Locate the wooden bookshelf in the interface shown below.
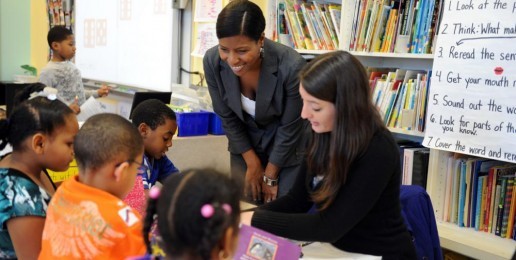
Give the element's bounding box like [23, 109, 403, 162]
[437, 222, 516, 260]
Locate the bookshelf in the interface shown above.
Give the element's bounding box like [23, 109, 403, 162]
[427, 149, 516, 259]
[268, 0, 516, 258]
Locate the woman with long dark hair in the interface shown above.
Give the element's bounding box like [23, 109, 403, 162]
[241, 51, 417, 259]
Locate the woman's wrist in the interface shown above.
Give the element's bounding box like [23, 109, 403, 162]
[262, 175, 278, 186]
[264, 163, 280, 180]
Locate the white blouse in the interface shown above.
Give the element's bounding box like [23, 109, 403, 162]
[241, 93, 256, 118]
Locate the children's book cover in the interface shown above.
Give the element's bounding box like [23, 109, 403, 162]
[234, 224, 301, 260]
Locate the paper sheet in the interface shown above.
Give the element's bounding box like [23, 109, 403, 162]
[194, 0, 222, 22]
[191, 23, 218, 58]
[77, 96, 106, 122]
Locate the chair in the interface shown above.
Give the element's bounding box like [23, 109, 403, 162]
[400, 185, 443, 260]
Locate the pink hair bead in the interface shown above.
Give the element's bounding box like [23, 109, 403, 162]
[201, 204, 215, 218]
[149, 186, 161, 199]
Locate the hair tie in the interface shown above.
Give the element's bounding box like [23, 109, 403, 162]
[28, 87, 58, 101]
[149, 186, 161, 199]
[222, 203, 232, 214]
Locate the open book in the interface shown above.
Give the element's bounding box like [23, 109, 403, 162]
[234, 224, 300, 260]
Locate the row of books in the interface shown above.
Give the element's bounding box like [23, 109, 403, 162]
[269, 0, 342, 50]
[440, 154, 516, 240]
[369, 68, 430, 133]
[348, 0, 443, 54]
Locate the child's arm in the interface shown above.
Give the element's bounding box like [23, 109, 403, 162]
[97, 85, 110, 97]
[85, 85, 110, 99]
[6, 216, 46, 259]
[156, 157, 179, 183]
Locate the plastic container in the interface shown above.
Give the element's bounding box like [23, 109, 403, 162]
[176, 111, 210, 137]
[207, 112, 225, 135]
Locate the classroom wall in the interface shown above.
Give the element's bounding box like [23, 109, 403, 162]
[0, 0, 48, 82]
[0, 0, 31, 81]
[30, 0, 49, 73]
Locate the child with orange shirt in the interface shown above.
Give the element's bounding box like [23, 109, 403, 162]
[39, 113, 146, 259]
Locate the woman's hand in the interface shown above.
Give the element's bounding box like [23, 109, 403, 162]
[242, 149, 263, 202]
[245, 165, 263, 202]
[262, 163, 280, 203]
[262, 184, 278, 203]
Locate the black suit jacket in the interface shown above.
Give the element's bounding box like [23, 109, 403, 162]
[203, 39, 307, 167]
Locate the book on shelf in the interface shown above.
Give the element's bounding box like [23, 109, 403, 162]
[506, 178, 516, 238]
[234, 224, 301, 260]
[277, 1, 296, 48]
[501, 176, 515, 237]
[402, 147, 429, 189]
[313, 2, 339, 48]
[328, 4, 341, 39]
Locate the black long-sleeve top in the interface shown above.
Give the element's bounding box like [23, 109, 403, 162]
[251, 129, 417, 259]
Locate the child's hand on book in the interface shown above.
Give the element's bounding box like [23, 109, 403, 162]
[70, 97, 80, 114]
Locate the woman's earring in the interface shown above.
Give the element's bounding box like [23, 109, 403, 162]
[260, 46, 264, 58]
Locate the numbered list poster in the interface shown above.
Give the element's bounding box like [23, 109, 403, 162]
[424, 0, 516, 163]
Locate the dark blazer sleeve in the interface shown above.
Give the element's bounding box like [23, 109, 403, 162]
[203, 46, 253, 154]
[267, 48, 306, 166]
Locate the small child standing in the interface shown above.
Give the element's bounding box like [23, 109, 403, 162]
[140, 169, 241, 259]
[39, 113, 146, 259]
[124, 99, 179, 215]
[0, 96, 78, 259]
[39, 25, 109, 113]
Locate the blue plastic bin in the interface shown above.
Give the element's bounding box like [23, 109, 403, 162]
[176, 112, 210, 137]
[201, 111, 225, 135]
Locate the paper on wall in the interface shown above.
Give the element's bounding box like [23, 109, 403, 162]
[191, 23, 218, 58]
[194, 0, 222, 22]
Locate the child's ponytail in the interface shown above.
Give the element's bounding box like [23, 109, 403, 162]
[199, 203, 233, 260]
[143, 186, 161, 254]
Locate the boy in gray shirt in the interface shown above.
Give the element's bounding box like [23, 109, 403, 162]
[39, 26, 109, 113]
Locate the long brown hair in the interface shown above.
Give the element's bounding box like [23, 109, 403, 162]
[300, 51, 386, 210]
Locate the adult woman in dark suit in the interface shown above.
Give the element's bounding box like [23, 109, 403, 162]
[203, 0, 307, 203]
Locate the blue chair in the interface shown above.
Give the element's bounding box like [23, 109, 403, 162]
[400, 185, 443, 260]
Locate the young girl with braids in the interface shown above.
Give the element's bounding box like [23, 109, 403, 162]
[140, 169, 241, 260]
[0, 93, 78, 259]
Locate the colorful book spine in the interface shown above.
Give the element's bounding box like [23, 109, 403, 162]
[506, 179, 516, 238]
[501, 177, 514, 237]
[495, 178, 507, 236]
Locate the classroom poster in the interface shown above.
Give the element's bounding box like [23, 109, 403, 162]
[194, 0, 223, 22]
[424, 0, 516, 163]
[191, 23, 218, 57]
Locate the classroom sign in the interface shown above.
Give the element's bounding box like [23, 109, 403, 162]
[424, 0, 516, 163]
